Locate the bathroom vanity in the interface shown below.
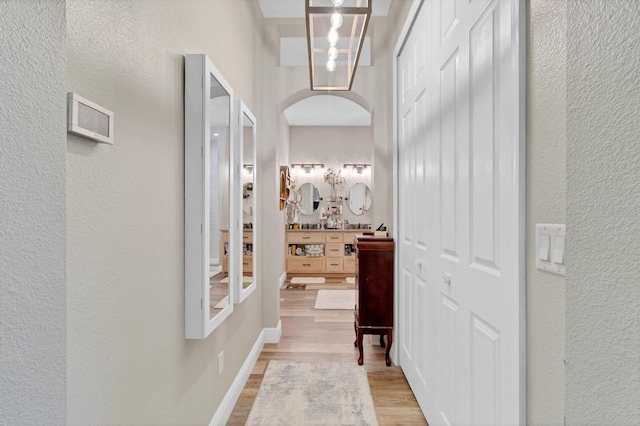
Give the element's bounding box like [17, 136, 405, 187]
[221, 230, 253, 274]
[286, 230, 363, 274]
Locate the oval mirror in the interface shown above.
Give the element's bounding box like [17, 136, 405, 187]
[348, 183, 372, 215]
[242, 182, 253, 215]
[298, 182, 320, 215]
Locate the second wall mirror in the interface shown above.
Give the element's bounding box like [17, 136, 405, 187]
[237, 100, 257, 303]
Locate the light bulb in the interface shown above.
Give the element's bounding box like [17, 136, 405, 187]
[332, 0, 344, 6]
[328, 46, 338, 61]
[330, 12, 343, 29]
[326, 59, 336, 72]
[328, 28, 339, 46]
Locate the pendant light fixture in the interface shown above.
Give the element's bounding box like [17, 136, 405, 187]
[305, 0, 371, 91]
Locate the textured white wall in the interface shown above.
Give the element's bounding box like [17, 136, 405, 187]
[566, 1, 640, 424]
[0, 1, 67, 423]
[66, 1, 263, 424]
[526, 1, 567, 424]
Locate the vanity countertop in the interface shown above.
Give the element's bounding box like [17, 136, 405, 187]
[286, 228, 370, 232]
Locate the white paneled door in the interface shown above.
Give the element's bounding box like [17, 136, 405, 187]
[395, 0, 525, 425]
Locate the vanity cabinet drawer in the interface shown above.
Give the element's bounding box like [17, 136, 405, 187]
[325, 243, 343, 257]
[343, 232, 360, 244]
[242, 258, 253, 272]
[287, 257, 324, 273]
[223, 231, 252, 242]
[288, 232, 325, 244]
[343, 256, 356, 273]
[326, 233, 344, 243]
[325, 258, 343, 272]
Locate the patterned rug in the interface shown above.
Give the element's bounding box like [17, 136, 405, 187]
[246, 360, 378, 425]
[314, 289, 355, 310]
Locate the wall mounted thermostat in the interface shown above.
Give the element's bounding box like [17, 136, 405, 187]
[67, 92, 114, 144]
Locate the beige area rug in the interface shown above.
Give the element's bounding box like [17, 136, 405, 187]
[246, 360, 378, 426]
[314, 289, 356, 310]
[291, 276, 325, 284]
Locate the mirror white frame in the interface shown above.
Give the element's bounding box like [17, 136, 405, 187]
[235, 100, 257, 303]
[184, 54, 237, 339]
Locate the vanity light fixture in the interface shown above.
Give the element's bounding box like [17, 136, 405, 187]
[343, 163, 371, 174]
[305, 0, 371, 91]
[291, 163, 325, 174]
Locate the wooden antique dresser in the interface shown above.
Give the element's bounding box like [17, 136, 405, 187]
[354, 235, 394, 366]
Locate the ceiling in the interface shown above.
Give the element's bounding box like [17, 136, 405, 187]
[258, 0, 392, 126]
[257, 0, 392, 19]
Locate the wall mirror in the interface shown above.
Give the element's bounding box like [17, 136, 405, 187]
[236, 101, 257, 303]
[184, 54, 235, 339]
[242, 183, 253, 215]
[298, 182, 320, 215]
[348, 182, 372, 215]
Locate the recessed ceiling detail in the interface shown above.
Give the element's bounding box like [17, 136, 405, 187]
[284, 95, 371, 126]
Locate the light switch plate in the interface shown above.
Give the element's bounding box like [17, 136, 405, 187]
[535, 223, 566, 276]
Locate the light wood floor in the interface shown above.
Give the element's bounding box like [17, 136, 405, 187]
[227, 277, 428, 425]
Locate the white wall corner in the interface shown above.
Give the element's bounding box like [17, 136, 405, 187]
[209, 331, 265, 426]
[279, 271, 287, 288]
[264, 319, 282, 344]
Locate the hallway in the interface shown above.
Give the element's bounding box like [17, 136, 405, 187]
[227, 277, 428, 425]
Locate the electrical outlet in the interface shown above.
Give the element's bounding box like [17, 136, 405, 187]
[218, 351, 224, 376]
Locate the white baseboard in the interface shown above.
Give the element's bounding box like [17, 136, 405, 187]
[209, 331, 265, 426]
[264, 319, 282, 344]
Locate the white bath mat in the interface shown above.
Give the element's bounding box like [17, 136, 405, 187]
[314, 290, 355, 310]
[291, 277, 325, 284]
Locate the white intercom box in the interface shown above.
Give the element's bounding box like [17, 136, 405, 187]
[67, 92, 114, 144]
